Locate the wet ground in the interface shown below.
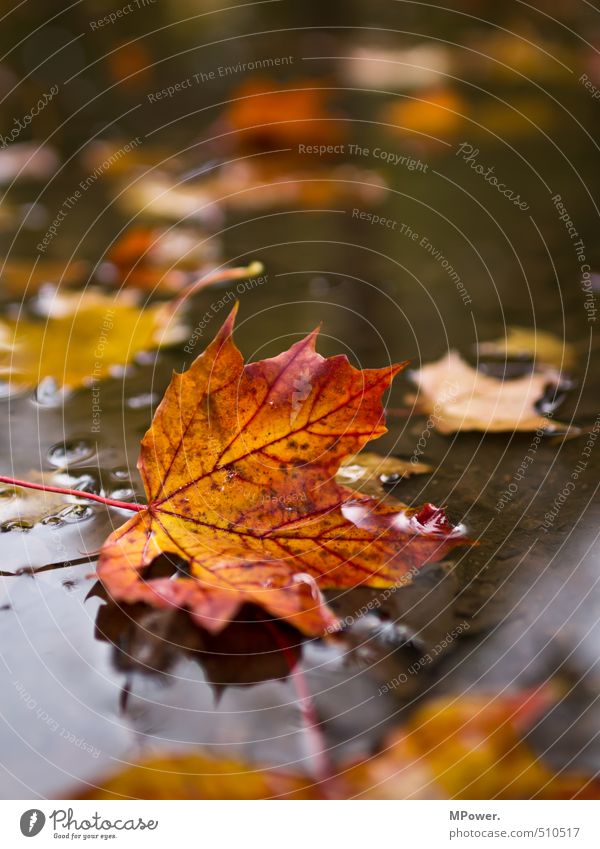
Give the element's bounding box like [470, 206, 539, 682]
[0, 2, 599, 798]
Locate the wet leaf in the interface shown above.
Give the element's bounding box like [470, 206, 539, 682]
[341, 44, 451, 90]
[0, 259, 89, 296]
[382, 88, 466, 140]
[119, 161, 386, 220]
[102, 226, 220, 292]
[97, 307, 466, 637]
[77, 689, 600, 799]
[355, 690, 600, 799]
[221, 77, 345, 152]
[78, 752, 317, 800]
[409, 350, 572, 433]
[0, 288, 186, 393]
[0, 142, 58, 183]
[337, 451, 431, 497]
[477, 327, 576, 369]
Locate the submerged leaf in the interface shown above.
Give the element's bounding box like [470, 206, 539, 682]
[477, 327, 576, 369]
[0, 259, 89, 296]
[355, 690, 600, 799]
[409, 350, 572, 433]
[337, 451, 431, 497]
[97, 307, 466, 637]
[222, 77, 345, 152]
[103, 226, 220, 292]
[78, 689, 600, 800]
[0, 288, 186, 393]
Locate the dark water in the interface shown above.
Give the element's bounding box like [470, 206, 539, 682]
[0, 1, 599, 797]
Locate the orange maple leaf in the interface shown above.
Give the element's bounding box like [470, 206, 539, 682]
[97, 306, 466, 636]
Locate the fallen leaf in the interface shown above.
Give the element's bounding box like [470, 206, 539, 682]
[118, 172, 225, 225]
[382, 88, 466, 141]
[357, 689, 600, 799]
[97, 306, 466, 637]
[341, 44, 452, 90]
[81, 140, 175, 178]
[337, 451, 431, 497]
[0, 259, 89, 296]
[102, 226, 220, 292]
[0, 142, 58, 183]
[0, 288, 186, 393]
[119, 162, 386, 220]
[77, 688, 600, 800]
[409, 350, 571, 433]
[477, 327, 576, 369]
[221, 77, 345, 152]
[77, 752, 317, 800]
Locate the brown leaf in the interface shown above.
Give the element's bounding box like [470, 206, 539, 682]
[409, 350, 572, 433]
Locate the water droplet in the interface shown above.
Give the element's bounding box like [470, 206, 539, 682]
[47, 439, 95, 467]
[380, 472, 402, 486]
[108, 363, 133, 379]
[1, 519, 33, 533]
[41, 515, 64, 527]
[127, 392, 158, 410]
[135, 350, 158, 366]
[57, 504, 93, 523]
[110, 487, 135, 501]
[337, 464, 366, 484]
[34, 377, 68, 406]
[71, 473, 102, 494]
[0, 381, 16, 399]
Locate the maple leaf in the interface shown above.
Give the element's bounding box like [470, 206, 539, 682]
[0, 288, 186, 394]
[97, 306, 466, 637]
[409, 350, 573, 434]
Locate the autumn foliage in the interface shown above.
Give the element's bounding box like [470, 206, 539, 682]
[97, 305, 466, 636]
